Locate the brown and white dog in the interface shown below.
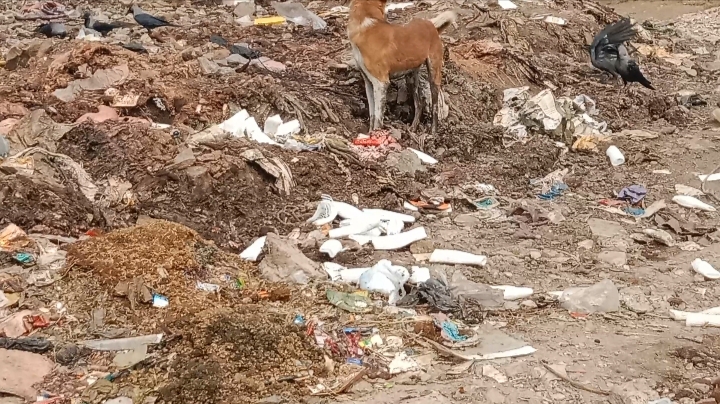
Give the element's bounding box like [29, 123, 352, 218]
[347, 0, 457, 134]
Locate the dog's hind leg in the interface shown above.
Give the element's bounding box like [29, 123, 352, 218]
[359, 71, 376, 130]
[371, 79, 389, 131]
[409, 69, 423, 131]
[425, 58, 441, 135]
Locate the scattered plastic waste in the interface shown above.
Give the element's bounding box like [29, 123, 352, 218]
[14, 252, 34, 264]
[362, 209, 416, 223]
[699, 172, 720, 182]
[498, 0, 517, 9]
[307, 195, 339, 226]
[686, 313, 720, 327]
[643, 228, 674, 246]
[264, 114, 283, 136]
[675, 184, 704, 196]
[379, 219, 405, 235]
[672, 195, 716, 212]
[618, 184, 647, 204]
[152, 294, 169, 308]
[80, 334, 163, 351]
[271, 1, 327, 30]
[648, 399, 672, 404]
[670, 306, 720, 321]
[473, 196, 500, 210]
[319, 239, 344, 258]
[196, 281, 221, 292]
[385, 2, 414, 11]
[624, 206, 645, 216]
[434, 315, 467, 342]
[606, 145, 625, 166]
[407, 148, 438, 164]
[403, 201, 419, 211]
[429, 249, 487, 266]
[329, 218, 380, 239]
[388, 352, 419, 374]
[537, 183, 567, 200]
[326, 289, 372, 313]
[359, 260, 410, 305]
[691, 258, 720, 280]
[0, 337, 52, 353]
[254, 15, 286, 25]
[409, 266, 430, 284]
[544, 16, 566, 25]
[240, 236, 266, 261]
[557, 279, 619, 314]
[371, 226, 427, 250]
[490, 285, 534, 300]
[293, 314, 305, 325]
[323, 262, 370, 285]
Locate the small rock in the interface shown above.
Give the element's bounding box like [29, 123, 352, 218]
[56, 344, 82, 365]
[454, 213, 481, 227]
[198, 57, 219, 75]
[620, 286, 652, 314]
[529, 250, 542, 260]
[577, 239, 594, 250]
[659, 125, 677, 134]
[504, 301, 520, 311]
[692, 383, 711, 394]
[597, 250, 627, 267]
[233, 0, 255, 17]
[252, 58, 286, 73]
[520, 299, 537, 309]
[185, 166, 208, 180]
[713, 108, 720, 124]
[485, 388, 506, 403]
[218, 66, 235, 75]
[386, 149, 425, 176]
[560, 279, 619, 314]
[181, 47, 198, 61]
[258, 396, 285, 404]
[588, 218, 626, 238]
[389, 128, 402, 140]
[409, 239, 434, 254]
[171, 147, 196, 169]
[226, 53, 249, 67]
[139, 33, 153, 44]
[208, 48, 231, 60]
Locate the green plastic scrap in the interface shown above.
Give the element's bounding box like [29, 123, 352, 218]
[326, 289, 373, 313]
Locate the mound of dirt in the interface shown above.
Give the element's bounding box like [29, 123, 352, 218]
[0, 174, 103, 235]
[158, 307, 325, 403]
[67, 220, 212, 285]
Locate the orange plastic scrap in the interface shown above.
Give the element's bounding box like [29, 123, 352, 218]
[352, 129, 398, 147]
[0, 224, 32, 252]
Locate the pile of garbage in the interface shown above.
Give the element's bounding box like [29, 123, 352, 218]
[493, 87, 611, 149]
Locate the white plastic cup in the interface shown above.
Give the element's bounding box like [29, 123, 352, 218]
[606, 145, 625, 166]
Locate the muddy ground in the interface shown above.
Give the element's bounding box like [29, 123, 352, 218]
[1, 0, 720, 403]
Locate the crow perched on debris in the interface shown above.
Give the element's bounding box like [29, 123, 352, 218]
[128, 4, 177, 30]
[35, 22, 67, 38]
[589, 17, 654, 90]
[83, 12, 133, 36]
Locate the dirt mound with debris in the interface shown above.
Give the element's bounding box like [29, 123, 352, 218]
[0, 174, 102, 235]
[157, 307, 325, 403]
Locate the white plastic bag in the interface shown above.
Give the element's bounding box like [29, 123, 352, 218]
[359, 260, 410, 305]
[429, 249, 487, 266]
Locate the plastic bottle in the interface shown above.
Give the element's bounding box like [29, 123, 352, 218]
[606, 145, 625, 166]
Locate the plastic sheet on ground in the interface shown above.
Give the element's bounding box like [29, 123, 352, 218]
[493, 87, 610, 148]
[5, 109, 74, 154]
[53, 64, 130, 103]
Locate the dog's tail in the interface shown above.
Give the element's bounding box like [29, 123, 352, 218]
[430, 10, 458, 33]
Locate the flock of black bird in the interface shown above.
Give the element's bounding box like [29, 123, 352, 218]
[35, 4, 176, 38]
[34, 8, 654, 91]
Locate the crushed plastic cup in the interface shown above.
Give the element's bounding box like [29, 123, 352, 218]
[429, 249, 487, 266]
[319, 239, 343, 258]
[691, 258, 720, 280]
[409, 266, 430, 284]
[673, 195, 716, 212]
[606, 145, 625, 166]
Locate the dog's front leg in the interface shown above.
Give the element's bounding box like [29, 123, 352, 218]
[372, 81, 389, 131]
[360, 72, 375, 130]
